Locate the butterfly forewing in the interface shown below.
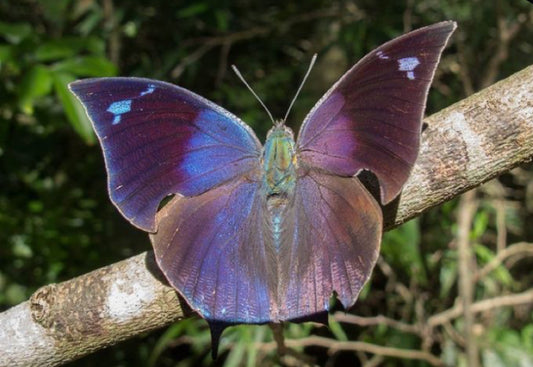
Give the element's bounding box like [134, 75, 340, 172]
[69, 78, 262, 232]
[297, 21, 456, 204]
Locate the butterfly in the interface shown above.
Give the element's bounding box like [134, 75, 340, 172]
[69, 21, 455, 355]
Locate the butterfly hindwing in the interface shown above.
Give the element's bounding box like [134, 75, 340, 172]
[151, 174, 276, 324]
[151, 167, 382, 325]
[297, 21, 456, 204]
[276, 169, 382, 319]
[69, 78, 262, 232]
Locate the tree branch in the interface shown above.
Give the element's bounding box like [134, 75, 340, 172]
[456, 190, 480, 367]
[427, 288, 533, 328]
[1, 64, 533, 366]
[278, 336, 443, 366]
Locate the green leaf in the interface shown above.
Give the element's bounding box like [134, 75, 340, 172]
[482, 349, 507, 367]
[0, 45, 13, 63]
[382, 219, 426, 283]
[5, 283, 27, 305]
[177, 3, 209, 18]
[224, 336, 246, 367]
[247, 326, 267, 367]
[474, 244, 513, 287]
[18, 64, 53, 114]
[148, 321, 190, 367]
[52, 71, 96, 144]
[328, 317, 348, 341]
[440, 251, 458, 297]
[523, 324, 533, 349]
[471, 211, 489, 239]
[215, 10, 229, 31]
[0, 21, 32, 44]
[52, 56, 117, 77]
[34, 39, 81, 62]
[11, 235, 33, 258]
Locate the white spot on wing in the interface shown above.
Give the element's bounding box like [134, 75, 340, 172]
[140, 84, 156, 96]
[107, 99, 132, 125]
[397, 57, 420, 80]
[377, 51, 389, 60]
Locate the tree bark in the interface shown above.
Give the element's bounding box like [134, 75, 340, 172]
[1, 64, 532, 367]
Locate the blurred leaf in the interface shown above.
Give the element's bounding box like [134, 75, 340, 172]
[35, 39, 81, 61]
[76, 10, 104, 36]
[0, 44, 13, 63]
[177, 3, 209, 18]
[440, 250, 458, 297]
[523, 324, 533, 350]
[215, 10, 229, 31]
[382, 219, 426, 283]
[224, 335, 246, 367]
[52, 56, 117, 76]
[123, 21, 138, 38]
[52, 71, 96, 144]
[11, 235, 33, 258]
[442, 338, 459, 366]
[471, 211, 489, 239]
[5, 283, 27, 304]
[37, 0, 71, 24]
[149, 320, 193, 367]
[483, 327, 533, 367]
[0, 21, 32, 44]
[18, 64, 53, 114]
[474, 244, 514, 287]
[328, 316, 348, 341]
[482, 349, 507, 367]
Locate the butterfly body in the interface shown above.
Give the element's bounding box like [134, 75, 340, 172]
[69, 21, 456, 354]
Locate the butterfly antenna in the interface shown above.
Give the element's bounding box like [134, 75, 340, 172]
[283, 53, 317, 123]
[231, 64, 275, 125]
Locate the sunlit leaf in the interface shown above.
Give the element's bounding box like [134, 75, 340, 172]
[382, 219, 426, 283]
[482, 349, 507, 367]
[51, 56, 117, 77]
[471, 211, 489, 239]
[52, 71, 96, 144]
[0, 21, 32, 44]
[18, 64, 53, 114]
[329, 317, 348, 341]
[474, 244, 513, 287]
[35, 39, 81, 61]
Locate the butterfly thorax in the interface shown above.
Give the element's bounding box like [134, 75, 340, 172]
[262, 123, 297, 199]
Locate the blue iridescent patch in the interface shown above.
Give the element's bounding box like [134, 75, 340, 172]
[107, 99, 132, 125]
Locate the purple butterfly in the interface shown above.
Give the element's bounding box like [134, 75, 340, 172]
[70, 21, 455, 354]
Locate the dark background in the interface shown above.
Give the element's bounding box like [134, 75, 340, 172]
[1, 1, 533, 366]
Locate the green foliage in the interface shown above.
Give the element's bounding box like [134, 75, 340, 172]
[1, 0, 533, 366]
